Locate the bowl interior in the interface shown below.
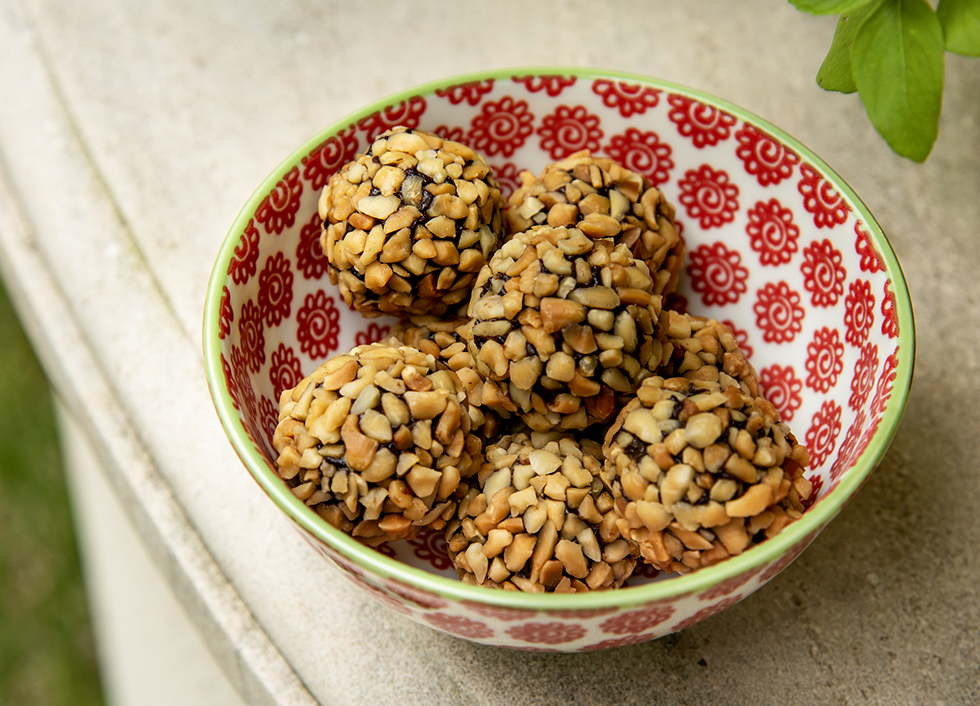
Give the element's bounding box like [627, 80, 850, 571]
[203, 68, 914, 644]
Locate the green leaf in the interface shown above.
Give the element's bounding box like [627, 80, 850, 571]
[937, 0, 980, 56]
[790, 0, 874, 16]
[852, 0, 945, 161]
[817, 3, 881, 93]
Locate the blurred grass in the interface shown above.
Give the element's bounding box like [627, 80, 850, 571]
[0, 275, 103, 706]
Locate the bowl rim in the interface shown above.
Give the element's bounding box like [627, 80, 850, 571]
[203, 66, 915, 611]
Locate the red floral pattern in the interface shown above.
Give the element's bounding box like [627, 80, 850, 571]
[855, 221, 886, 273]
[870, 350, 899, 418]
[296, 291, 340, 359]
[255, 167, 303, 236]
[699, 565, 765, 602]
[803, 475, 824, 509]
[805, 400, 842, 469]
[435, 79, 494, 105]
[843, 279, 875, 347]
[269, 343, 303, 400]
[354, 323, 391, 347]
[221, 354, 237, 411]
[798, 163, 849, 229]
[425, 613, 494, 639]
[598, 605, 675, 635]
[230, 345, 257, 421]
[881, 279, 900, 339]
[735, 123, 800, 186]
[357, 96, 427, 141]
[257, 252, 293, 328]
[296, 212, 329, 280]
[721, 319, 753, 360]
[359, 582, 413, 617]
[856, 415, 882, 462]
[407, 529, 452, 571]
[667, 94, 737, 148]
[301, 125, 359, 190]
[671, 595, 743, 632]
[506, 621, 587, 645]
[830, 410, 865, 481]
[237, 300, 266, 373]
[384, 580, 448, 610]
[759, 364, 803, 422]
[603, 128, 674, 187]
[805, 327, 844, 393]
[754, 282, 805, 344]
[375, 543, 397, 559]
[228, 219, 260, 285]
[592, 80, 661, 117]
[537, 105, 604, 161]
[546, 608, 617, 620]
[489, 161, 522, 203]
[218, 286, 233, 339]
[511, 74, 576, 97]
[433, 125, 467, 143]
[800, 239, 846, 307]
[687, 241, 750, 306]
[462, 602, 537, 622]
[467, 96, 535, 158]
[849, 342, 879, 412]
[758, 529, 819, 582]
[256, 395, 278, 453]
[677, 165, 740, 229]
[746, 199, 799, 266]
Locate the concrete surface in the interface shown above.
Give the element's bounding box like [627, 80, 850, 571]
[1, 0, 978, 704]
[58, 403, 247, 706]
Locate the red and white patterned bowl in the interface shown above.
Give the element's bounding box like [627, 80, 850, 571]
[203, 68, 914, 651]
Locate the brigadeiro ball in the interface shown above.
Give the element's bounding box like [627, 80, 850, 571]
[272, 343, 481, 546]
[389, 314, 511, 441]
[658, 311, 762, 397]
[463, 224, 668, 432]
[506, 151, 685, 296]
[602, 375, 812, 575]
[318, 126, 505, 317]
[445, 431, 638, 592]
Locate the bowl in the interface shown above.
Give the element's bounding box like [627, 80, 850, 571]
[203, 67, 914, 651]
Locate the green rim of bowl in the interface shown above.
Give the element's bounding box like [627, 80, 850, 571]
[204, 66, 915, 611]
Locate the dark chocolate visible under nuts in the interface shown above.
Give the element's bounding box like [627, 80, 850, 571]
[445, 431, 638, 592]
[506, 150, 686, 297]
[319, 127, 504, 318]
[272, 343, 480, 546]
[601, 375, 812, 575]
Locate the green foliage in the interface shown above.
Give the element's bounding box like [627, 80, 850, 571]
[791, 0, 877, 16]
[853, 0, 945, 162]
[816, 4, 879, 93]
[0, 278, 103, 706]
[937, 0, 980, 56]
[793, 0, 980, 162]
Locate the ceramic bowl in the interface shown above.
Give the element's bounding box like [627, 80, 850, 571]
[203, 67, 914, 652]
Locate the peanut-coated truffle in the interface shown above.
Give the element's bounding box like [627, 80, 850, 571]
[464, 224, 668, 431]
[506, 151, 685, 296]
[273, 343, 480, 546]
[319, 126, 504, 318]
[602, 375, 812, 575]
[445, 431, 637, 592]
